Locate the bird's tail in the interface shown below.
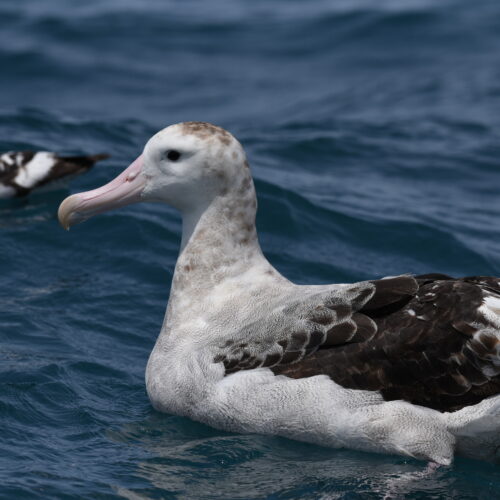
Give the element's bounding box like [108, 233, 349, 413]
[59, 153, 110, 165]
[444, 395, 500, 462]
[86, 153, 111, 162]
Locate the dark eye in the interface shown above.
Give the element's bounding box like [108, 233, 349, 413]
[166, 150, 181, 161]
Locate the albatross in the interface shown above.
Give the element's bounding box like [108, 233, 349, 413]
[58, 122, 500, 464]
[0, 151, 109, 199]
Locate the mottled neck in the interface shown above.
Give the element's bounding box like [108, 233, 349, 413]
[174, 173, 265, 290]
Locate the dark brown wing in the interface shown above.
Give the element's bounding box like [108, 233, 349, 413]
[214, 276, 414, 373]
[46, 153, 110, 186]
[214, 279, 378, 374]
[272, 275, 500, 412]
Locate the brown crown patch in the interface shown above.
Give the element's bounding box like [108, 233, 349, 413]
[180, 121, 233, 146]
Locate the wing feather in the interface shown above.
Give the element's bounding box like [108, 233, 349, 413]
[214, 274, 499, 411]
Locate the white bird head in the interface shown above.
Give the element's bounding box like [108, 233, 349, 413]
[58, 122, 250, 229]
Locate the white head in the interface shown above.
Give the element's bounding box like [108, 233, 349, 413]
[58, 122, 252, 228]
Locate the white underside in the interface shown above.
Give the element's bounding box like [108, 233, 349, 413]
[146, 342, 500, 465]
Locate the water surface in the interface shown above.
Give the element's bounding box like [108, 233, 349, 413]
[1, 1, 500, 498]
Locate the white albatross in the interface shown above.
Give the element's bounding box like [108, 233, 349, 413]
[58, 122, 500, 464]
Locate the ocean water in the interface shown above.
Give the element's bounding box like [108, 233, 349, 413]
[1, 0, 500, 498]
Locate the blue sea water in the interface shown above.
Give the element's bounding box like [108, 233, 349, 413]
[1, 0, 500, 497]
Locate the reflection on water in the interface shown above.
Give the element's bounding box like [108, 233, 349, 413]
[0, 191, 64, 228]
[107, 413, 499, 499]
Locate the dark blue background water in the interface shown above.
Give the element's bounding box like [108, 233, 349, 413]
[1, 0, 500, 498]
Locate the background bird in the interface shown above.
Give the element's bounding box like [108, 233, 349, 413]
[0, 151, 109, 199]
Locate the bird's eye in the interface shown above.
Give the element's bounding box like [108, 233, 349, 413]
[166, 150, 181, 161]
